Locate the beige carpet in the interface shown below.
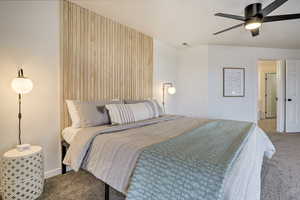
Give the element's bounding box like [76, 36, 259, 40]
[37, 170, 125, 200]
[260, 119, 300, 200]
[2, 119, 300, 200]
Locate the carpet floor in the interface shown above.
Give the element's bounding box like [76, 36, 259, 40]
[2, 119, 300, 200]
[260, 119, 300, 200]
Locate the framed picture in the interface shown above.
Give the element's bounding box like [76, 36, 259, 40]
[223, 68, 245, 97]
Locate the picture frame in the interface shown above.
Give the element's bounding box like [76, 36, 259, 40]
[223, 68, 245, 97]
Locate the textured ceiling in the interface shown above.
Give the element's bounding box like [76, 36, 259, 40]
[70, 0, 300, 49]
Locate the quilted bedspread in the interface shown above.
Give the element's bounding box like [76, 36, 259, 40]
[126, 120, 255, 200]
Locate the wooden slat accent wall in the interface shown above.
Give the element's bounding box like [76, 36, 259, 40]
[62, 0, 153, 128]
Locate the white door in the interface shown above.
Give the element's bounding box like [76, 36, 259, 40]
[286, 60, 300, 132]
[265, 73, 277, 118]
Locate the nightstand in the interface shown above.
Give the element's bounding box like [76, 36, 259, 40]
[1, 146, 44, 200]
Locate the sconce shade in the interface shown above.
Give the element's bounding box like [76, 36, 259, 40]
[167, 86, 176, 95]
[11, 77, 33, 94]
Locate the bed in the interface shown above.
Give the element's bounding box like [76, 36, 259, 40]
[62, 114, 275, 200]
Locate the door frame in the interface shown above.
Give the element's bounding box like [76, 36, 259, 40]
[276, 60, 286, 132]
[256, 59, 286, 132]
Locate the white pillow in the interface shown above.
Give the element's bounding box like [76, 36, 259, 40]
[66, 100, 123, 128]
[66, 100, 81, 128]
[105, 101, 160, 125]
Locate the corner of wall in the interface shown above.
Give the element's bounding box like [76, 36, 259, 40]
[153, 39, 179, 114]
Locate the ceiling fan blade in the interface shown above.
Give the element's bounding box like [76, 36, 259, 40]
[262, 0, 288, 16]
[251, 29, 260, 37]
[215, 13, 245, 21]
[263, 14, 300, 22]
[213, 23, 245, 35]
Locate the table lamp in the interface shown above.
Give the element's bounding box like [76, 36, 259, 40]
[11, 67, 33, 151]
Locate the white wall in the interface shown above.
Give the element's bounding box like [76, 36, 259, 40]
[176, 46, 209, 117]
[177, 45, 300, 122]
[153, 40, 178, 114]
[0, 0, 61, 177]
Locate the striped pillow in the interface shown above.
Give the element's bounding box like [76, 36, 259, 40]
[105, 101, 160, 125]
[124, 99, 164, 116]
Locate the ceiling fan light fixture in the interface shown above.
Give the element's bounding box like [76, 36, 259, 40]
[214, 0, 300, 36]
[245, 18, 262, 30]
[245, 21, 262, 30]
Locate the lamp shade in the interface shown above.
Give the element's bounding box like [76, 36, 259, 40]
[167, 86, 176, 95]
[11, 77, 33, 94]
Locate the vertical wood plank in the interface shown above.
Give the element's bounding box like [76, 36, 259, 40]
[62, 0, 153, 127]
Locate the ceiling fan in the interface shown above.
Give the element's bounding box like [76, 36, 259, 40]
[214, 0, 300, 37]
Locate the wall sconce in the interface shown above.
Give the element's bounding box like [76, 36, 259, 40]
[11, 67, 33, 151]
[162, 82, 176, 112]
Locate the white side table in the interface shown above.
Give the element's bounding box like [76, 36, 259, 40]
[1, 146, 44, 200]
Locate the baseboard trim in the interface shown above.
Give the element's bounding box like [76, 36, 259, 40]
[45, 168, 61, 178]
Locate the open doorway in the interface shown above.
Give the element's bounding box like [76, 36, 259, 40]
[258, 59, 300, 133]
[258, 60, 277, 132]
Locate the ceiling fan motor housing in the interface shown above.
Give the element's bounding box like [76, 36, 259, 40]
[245, 3, 263, 19]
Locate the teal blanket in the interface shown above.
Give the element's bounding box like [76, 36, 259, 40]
[126, 120, 255, 200]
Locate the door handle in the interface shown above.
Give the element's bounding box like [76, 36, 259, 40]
[287, 99, 292, 102]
